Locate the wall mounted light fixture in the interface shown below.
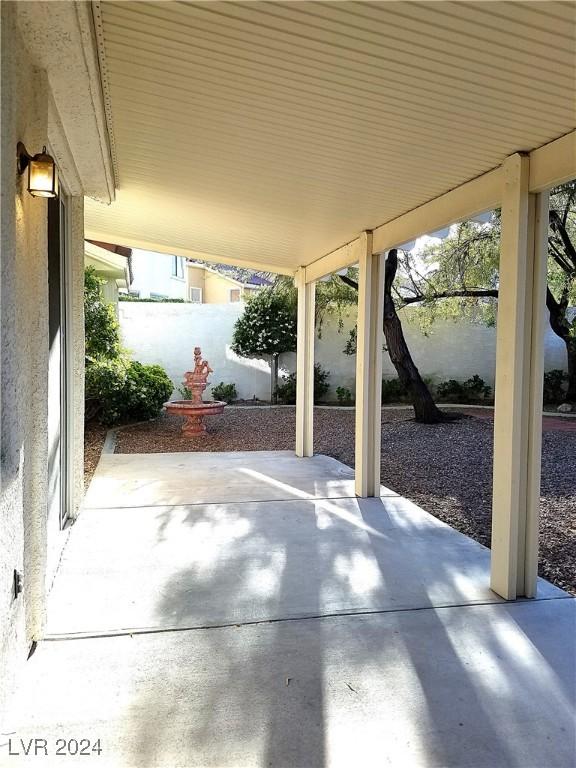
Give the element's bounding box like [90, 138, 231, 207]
[17, 142, 58, 198]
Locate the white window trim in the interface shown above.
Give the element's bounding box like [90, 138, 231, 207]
[171, 255, 185, 280]
[189, 286, 203, 303]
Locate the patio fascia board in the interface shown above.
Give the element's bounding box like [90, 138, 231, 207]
[15, 1, 115, 203]
[83, 230, 296, 277]
[303, 130, 576, 284]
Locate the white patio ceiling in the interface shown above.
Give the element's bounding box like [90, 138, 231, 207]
[84, 0, 576, 273]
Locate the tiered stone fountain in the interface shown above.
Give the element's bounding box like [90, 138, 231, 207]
[164, 347, 226, 436]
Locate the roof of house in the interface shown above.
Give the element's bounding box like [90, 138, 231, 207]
[187, 260, 273, 288]
[85, 241, 132, 288]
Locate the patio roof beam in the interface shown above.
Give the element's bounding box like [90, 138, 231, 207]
[490, 154, 549, 600]
[372, 168, 502, 254]
[302, 131, 575, 286]
[304, 239, 361, 285]
[354, 232, 385, 498]
[529, 130, 576, 194]
[295, 268, 315, 458]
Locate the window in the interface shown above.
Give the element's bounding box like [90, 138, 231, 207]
[189, 287, 202, 303]
[171, 256, 184, 279]
[229, 288, 241, 303]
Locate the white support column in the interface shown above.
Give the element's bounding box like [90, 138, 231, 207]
[355, 231, 385, 497]
[295, 268, 315, 458]
[491, 154, 549, 599]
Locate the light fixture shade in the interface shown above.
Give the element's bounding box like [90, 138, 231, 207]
[28, 147, 58, 198]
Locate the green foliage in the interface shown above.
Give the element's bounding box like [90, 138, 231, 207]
[177, 385, 193, 400]
[231, 288, 297, 358]
[119, 295, 185, 303]
[336, 386, 354, 405]
[272, 273, 358, 339]
[211, 382, 237, 404]
[84, 267, 121, 360]
[543, 369, 567, 405]
[381, 377, 409, 403]
[84, 267, 173, 424]
[121, 362, 174, 421]
[276, 364, 330, 405]
[436, 375, 491, 403]
[399, 216, 501, 331]
[85, 359, 173, 424]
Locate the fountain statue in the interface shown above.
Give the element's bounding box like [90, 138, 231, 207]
[164, 347, 226, 436]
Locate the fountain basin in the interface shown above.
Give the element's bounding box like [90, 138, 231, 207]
[164, 399, 226, 436]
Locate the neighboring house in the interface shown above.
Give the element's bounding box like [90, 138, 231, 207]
[84, 240, 131, 314]
[186, 261, 272, 303]
[128, 249, 272, 303]
[128, 250, 188, 300]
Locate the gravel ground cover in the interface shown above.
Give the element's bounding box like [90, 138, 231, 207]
[108, 406, 575, 594]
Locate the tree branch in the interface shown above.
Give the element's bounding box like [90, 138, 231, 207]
[400, 288, 498, 305]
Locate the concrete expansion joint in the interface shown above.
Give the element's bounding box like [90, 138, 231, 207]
[43, 593, 573, 644]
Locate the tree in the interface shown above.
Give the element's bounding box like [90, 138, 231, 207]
[231, 288, 297, 403]
[401, 181, 576, 405]
[274, 267, 448, 422]
[339, 252, 449, 423]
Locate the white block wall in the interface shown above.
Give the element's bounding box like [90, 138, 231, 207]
[119, 302, 569, 401]
[119, 303, 273, 400]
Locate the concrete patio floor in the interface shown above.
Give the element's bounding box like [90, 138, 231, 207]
[3, 451, 575, 767]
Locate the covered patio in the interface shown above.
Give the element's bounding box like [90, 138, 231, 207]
[2, 1, 575, 765]
[78, 0, 576, 600]
[6, 450, 574, 766]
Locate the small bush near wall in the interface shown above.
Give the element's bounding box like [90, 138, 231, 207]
[276, 364, 330, 404]
[211, 382, 237, 404]
[336, 386, 354, 405]
[85, 268, 174, 424]
[86, 360, 173, 425]
[381, 377, 409, 404]
[119, 295, 186, 303]
[543, 369, 567, 405]
[436, 375, 492, 403]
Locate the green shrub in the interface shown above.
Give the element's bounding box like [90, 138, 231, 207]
[177, 385, 193, 400]
[122, 362, 174, 421]
[381, 377, 408, 403]
[86, 359, 173, 425]
[436, 379, 465, 402]
[437, 375, 491, 403]
[85, 267, 174, 424]
[211, 382, 237, 404]
[276, 364, 330, 405]
[336, 386, 354, 405]
[84, 267, 121, 360]
[463, 374, 492, 400]
[119, 295, 185, 303]
[543, 369, 567, 404]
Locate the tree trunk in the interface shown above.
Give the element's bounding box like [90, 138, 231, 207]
[565, 338, 576, 404]
[546, 287, 576, 404]
[271, 353, 279, 404]
[383, 251, 448, 423]
[340, 251, 450, 423]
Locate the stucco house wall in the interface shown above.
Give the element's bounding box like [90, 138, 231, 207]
[0, 4, 87, 719]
